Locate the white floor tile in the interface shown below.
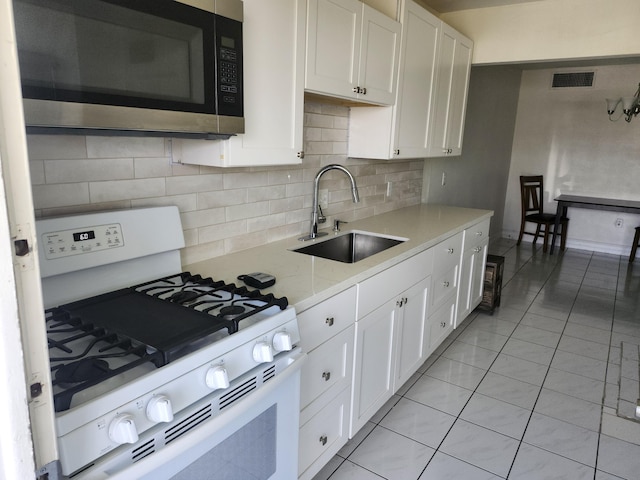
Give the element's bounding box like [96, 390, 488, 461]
[425, 356, 487, 390]
[509, 442, 594, 479]
[460, 392, 531, 439]
[404, 375, 474, 416]
[418, 452, 502, 480]
[439, 419, 519, 478]
[501, 337, 556, 366]
[476, 371, 541, 410]
[440, 340, 499, 369]
[523, 412, 599, 467]
[326, 460, 384, 480]
[490, 354, 549, 386]
[534, 388, 602, 432]
[511, 324, 562, 348]
[379, 398, 456, 448]
[597, 434, 640, 479]
[550, 349, 608, 381]
[543, 367, 605, 405]
[348, 426, 435, 479]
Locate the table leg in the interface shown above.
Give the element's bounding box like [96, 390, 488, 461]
[550, 202, 563, 254]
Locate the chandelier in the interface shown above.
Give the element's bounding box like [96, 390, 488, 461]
[606, 83, 640, 122]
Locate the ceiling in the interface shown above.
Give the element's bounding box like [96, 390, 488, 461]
[420, 0, 546, 13]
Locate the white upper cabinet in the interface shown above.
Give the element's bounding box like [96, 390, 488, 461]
[349, 0, 440, 159]
[427, 23, 473, 157]
[175, 0, 306, 167]
[305, 0, 400, 105]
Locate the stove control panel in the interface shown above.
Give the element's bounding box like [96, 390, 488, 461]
[41, 223, 124, 260]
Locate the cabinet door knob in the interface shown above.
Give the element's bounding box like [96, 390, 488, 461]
[322, 371, 331, 381]
[440, 321, 446, 328]
[394, 149, 400, 155]
[319, 435, 328, 446]
[325, 317, 334, 327]
[476, 231, 483, 236]
[474, 246, 481, 253]
[297, 151, 305, 159]
[447, 248, 454, 254]
[361, 87, 367, 95]
[442, 281, 450, 287]
[396, 299, 403, 307]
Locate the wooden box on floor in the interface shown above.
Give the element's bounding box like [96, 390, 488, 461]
[478, 254, 504, 314]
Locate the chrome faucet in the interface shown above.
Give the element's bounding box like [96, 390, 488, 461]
[299, 164, 360, 241]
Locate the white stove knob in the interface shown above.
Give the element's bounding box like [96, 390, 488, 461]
[252, 341, 274, 363]
[205, 365, 230, 390]
[146, 395, 174, 423]
[109, 414, 139, 445]
[272, 331, 293, 352]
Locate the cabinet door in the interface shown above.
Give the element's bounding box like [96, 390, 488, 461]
[357, 4, 400, 105]
[428, 298, 456, 353]
[427, 23, 473, 157]
[176, 0, 306, 167]
[350, 299, 396, 437]
[393, 1, 440, 158]
[395, 278, 429, 389]
[305, 0, 361, 100]
[468, 240, 489, 314]
[225, 0, 306, 165]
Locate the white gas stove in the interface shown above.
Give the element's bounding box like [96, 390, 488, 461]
[37, 207, 303, 479]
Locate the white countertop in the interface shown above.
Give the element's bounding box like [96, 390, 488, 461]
[184, 204, 493, 313]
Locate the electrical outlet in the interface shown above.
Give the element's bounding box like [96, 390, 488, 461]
[319, 189, 328, 208]
[615, 218, 624, 228]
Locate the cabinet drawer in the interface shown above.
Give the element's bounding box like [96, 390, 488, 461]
[428, 298, 455, 351]
[299, 386, 351, 480]
[431, 264, 458, 310]
[464, 219, 490, 249]
[298, 286, 356, 352]
[433, 231, 463, 275]
[358, 248, 433, 319]
[300, 325, 354, 410]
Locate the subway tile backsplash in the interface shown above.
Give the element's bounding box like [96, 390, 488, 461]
[28, 101, 423, 265]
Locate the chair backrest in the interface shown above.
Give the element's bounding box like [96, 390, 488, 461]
[520, 175, 545, 218]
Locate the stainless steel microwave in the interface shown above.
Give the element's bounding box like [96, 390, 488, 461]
[13, 0, 244, 138]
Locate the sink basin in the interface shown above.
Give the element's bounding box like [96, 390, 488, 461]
[293, 231, 407, 263]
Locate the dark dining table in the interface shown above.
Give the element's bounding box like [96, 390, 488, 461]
[550, 194, 640, 254]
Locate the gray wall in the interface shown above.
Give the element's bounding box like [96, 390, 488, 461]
[422, 65, 522, 241]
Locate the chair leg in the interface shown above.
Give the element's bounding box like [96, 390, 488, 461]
[542, 224, 549, 253]
[517, 221, 525, 245]
[560, 219, 568, 251]
[630, 227, 640, 263]
[533, 224, 542, 245]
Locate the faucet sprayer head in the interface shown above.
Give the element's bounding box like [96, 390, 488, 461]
[352, 186, 360, 203]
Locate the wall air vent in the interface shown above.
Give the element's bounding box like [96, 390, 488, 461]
[552, 72, 595, 88]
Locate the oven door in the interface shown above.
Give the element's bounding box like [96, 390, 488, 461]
[90, 351, 304, 480]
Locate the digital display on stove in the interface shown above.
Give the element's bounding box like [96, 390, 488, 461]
[73, 231, 96, 242]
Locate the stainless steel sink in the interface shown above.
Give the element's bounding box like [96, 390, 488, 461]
[293, 231, 407, 263]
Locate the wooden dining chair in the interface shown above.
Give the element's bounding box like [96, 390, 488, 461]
[517, 175, 568, 252]
[630, 226, 640, 262]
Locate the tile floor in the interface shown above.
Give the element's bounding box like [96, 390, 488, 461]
[313, 239, 640, 480]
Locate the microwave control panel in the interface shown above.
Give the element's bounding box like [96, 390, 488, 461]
[41, 223, 124, 260]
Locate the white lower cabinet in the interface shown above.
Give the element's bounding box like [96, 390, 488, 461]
[457, 219, 490, 325]
[298, 287, 356, 480]
[350, 249, 433, 437]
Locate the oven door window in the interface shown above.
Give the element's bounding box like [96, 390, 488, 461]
[13, 0, 214, 114]
[171, 404, 277, 480]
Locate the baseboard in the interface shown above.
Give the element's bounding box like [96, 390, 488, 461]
[501, 230, 631, 257]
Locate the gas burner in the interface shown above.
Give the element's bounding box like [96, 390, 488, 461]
[169, 290, 202, 304]
[220, 304, 246, 320]
[55, 358, 110, 386]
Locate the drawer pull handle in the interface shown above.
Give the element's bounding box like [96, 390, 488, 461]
[322, 371, 331, 381]
[440, 322, 446, 328]
[442, 281, 450, 287]
[474, 246, 482, 253]
[319, 435, 328, 446]
[325, 317, 334, 327]
[447, 248, 454, 254]
[476, 231, 483, 236]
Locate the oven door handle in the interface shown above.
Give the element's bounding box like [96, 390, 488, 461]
[102, 349, 306, 480]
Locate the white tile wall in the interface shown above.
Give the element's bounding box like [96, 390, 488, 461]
[28, 101, 423, 264]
